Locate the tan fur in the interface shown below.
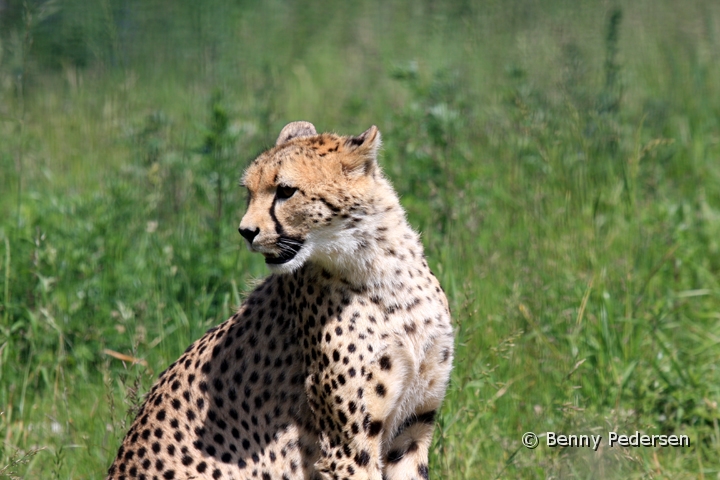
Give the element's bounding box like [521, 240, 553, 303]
[107, 122, 454, 480]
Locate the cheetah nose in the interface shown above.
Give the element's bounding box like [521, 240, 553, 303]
[238, 227, 260, 243]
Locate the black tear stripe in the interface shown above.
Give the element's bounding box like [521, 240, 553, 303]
[269, 197, 285, 235]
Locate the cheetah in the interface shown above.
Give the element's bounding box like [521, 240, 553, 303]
[107, 121, 455, 480]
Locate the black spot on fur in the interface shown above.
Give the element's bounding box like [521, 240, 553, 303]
[375, 383, 386, 397]
[318, 196, 341, 213]
[368, 420, 382, 437]
[387, 449, 404, 463]
[354, 450, 370, 466]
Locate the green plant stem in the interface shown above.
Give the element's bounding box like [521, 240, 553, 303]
[15, 1, 33, 231]
[3, 237, 9, 326]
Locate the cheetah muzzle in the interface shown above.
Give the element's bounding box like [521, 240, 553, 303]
[263, 236, 304, 265]
[107, 121, 455, 480]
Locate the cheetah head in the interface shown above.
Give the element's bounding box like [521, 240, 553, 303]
[238, 121, 385, 274]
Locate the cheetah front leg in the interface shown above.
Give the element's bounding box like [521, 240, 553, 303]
[307, 348, 411, 480]
[308, 371, 390, 480]
[315, 428, 384, 480]
[382, 334, 453, 480]
[382, 413, 435, 480]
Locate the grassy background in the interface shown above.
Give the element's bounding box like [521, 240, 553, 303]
[1, 0, 720, 477]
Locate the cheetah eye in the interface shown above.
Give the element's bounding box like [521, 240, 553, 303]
[276, 185, 297, 200]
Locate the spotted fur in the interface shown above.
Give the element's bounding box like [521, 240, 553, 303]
[107, 122, 454, 480]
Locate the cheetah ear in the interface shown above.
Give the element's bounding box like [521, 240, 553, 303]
[276, 121, 317, 146]
[342, 126, 381, 177]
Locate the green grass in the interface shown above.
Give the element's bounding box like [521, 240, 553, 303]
[1, 0, 720, 478]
